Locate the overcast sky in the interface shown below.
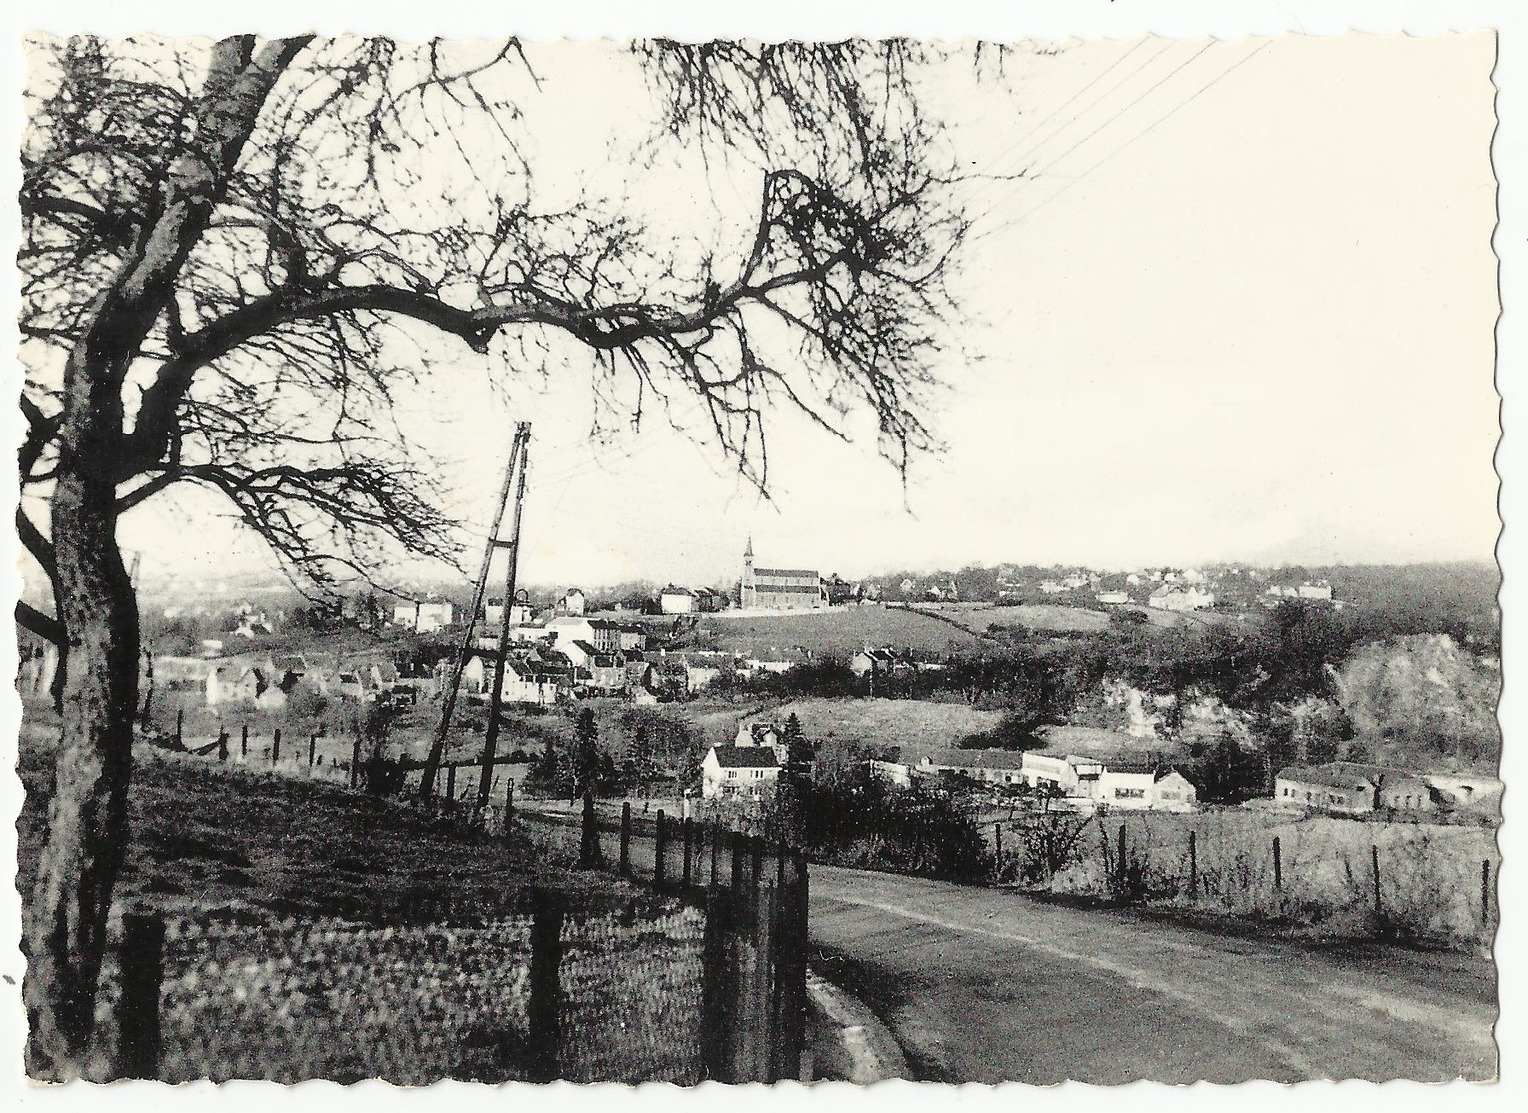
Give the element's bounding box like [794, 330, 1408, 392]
[115, 32, 1499, 592]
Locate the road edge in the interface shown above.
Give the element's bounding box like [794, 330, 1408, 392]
[806, 969, 910, 1084]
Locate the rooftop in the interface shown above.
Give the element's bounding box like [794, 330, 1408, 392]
[709, 745, 781, 770]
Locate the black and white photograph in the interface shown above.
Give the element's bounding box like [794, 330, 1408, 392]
[4, 0, 1520, 1095]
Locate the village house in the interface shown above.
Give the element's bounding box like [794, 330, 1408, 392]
[701, 743, 781, 799]
[1150, 770, 1199, 811]
[614, 623, 648, 652]
[1095, 590, 1131, 606]
[1274, 762, 1435, 815]
[581, 653, 628, 695]
[392, 599, 455, 633]
[557, 587, 587, 615]
[659, 585, 701, 614]
[1147, 584, 1216, 612]
[498, 659, 563, 706]
[1017, 751, 1197, 812]
[1019, 752, 1104, 800]
[484, 598, 534, 628]
[919, 749, 1029, 785]
[735, 722, 789, 764]
[849, 647, 917, 679]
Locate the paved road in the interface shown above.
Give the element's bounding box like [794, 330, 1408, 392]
[808, 865, 1498, 1084]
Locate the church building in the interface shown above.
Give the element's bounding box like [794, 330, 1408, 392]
[739, 538, 826, 610]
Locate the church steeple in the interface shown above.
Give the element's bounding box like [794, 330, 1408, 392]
[741, 536, 755, 609]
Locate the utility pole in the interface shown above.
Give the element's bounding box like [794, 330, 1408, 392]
[418, 423, 531, 799]
[479, 428, 532, 810]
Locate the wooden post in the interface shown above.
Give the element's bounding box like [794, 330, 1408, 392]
[446, 762, 457, 803]
[994, 822, 1003, 879]
[174, 708, 183, 748]
[682, 817, 695, 888]
[1272, 836, 1283, 891]
[1483, 859, 1492, 927]
[271, 727, 281, 765]
[1372, 844, 1383, 918]
[770, 850, 810, 1082]
[1188, 830, 1198, 900]
[352, 734, 363, 789]
[580, 791, 601, 869]
[654, 810, 668, 888]
[619, 802, 632, 877]
[217, 730, 228, 762]
[116, 913, 166, 1079]
[240, 723, 248, 760]
[308, 734, 317, 768]
[527, 889, 564, 1083]
[701, 882, 733, 1080]
[504, 777, 515, 833]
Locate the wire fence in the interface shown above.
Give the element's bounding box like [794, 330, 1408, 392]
[993, 810, 1500, 950]
[99, 890, 709, 1084]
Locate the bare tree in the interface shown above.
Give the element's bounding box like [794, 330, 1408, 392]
[18, 34, 976, 1076]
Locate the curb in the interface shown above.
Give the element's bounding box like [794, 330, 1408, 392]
[805, 970, 909, 1084]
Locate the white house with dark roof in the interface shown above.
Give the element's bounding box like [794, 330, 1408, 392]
[701, 743, 781, 799]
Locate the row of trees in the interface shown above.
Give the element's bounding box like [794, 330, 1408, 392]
[523, 706, 705, 800]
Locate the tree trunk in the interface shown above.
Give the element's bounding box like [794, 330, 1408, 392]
[24, 453, 140, 1079]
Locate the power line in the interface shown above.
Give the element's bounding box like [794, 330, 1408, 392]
[973, 39, 1218, 230]
[952, 39, 1153, 203]
[1002, 40, 1272, 231]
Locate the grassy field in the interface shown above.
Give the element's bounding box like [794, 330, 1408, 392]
[1032, 806, 1500, 950]
[687, 606, 988, 657]
[16, 705, 616, 926]
[918, 602, 1255, 634]
[769, 696, 1004, 766]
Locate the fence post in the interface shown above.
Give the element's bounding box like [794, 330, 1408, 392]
[769, 850, 810, 1082]
[240, 723, 248, 760]
[1272, 836, 1282, 891]
[994, 822, 1003, 880]
[745, 870, 777, 1081]
[1483, 859, 1492, 928]
[1188, 830, 1198, 901]
[1372, 844, 1383, 920]
[217, 730, 228, 762]
[654, 810, 668, 888]
[579, 791, 602, 869]
[446, 762, 456, 803]
[309, 734, 317, 768]
[115, 913, 166, 1079]
[174, 709, 183, 748]
[701, 882, 733, 1080]
[527, 889, 564, 1082]
[682, 818, 695, 888]
[504, 778, 515, 836]
[619, 802, 632, 877]
[271, 727, 281, 765]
